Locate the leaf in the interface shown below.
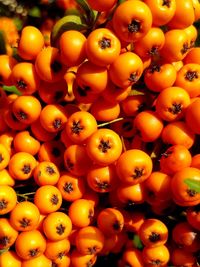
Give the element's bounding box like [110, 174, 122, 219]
[51, 14, 88, 47]
[0, 248, 9, 255]
[28, 6, 41, 18]
[129, 88, 145, 96]
[133, 234, 143, 250]
[2, 85, 21, 95]
[0, 30, 7, 55]
[13, 17, 23, 31]
[76, 0, 97, 25]
[184, 179, 200, 193]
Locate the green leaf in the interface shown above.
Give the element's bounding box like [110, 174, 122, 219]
[0, 30, 7, 55]
[129, 88, 145, 96]
[117, 0, 126, 4]
[0, 248, 9, 255]
[2, 85, 21, 95]
[184, 179, 200, 193]
[28, 6, 41, 18]
[133, 234, 143, 250]
[76, 0, 97, 25]
[51, 14, 88, 47]
[13, 17, 23, 31]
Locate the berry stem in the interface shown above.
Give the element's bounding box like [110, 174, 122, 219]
[97, 117, 124, 128]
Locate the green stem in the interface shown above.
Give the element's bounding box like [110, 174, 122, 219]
[17, 192, 36, 200]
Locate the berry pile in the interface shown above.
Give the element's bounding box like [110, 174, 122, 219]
[0, 0, 200, 266]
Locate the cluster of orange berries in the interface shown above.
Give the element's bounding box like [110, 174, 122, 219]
[0, 0, 200, 266]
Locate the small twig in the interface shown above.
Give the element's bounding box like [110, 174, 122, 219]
[17, 192, 35, 201]
[98, 117, 124, 128]
[121, 136, 127, 152]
